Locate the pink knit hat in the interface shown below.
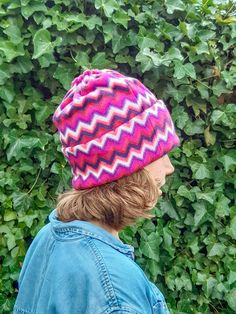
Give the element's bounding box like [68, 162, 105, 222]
[53, 69, 180, 190]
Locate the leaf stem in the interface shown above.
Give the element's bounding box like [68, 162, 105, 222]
[27, 169, 42, 194]
[198, 75, 218, 81]
[224, 3, 235, 17]
[70, 49, 77, 63]
[195, 78, 211, 89]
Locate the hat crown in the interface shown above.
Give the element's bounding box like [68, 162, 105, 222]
[53, 69, 157, 148]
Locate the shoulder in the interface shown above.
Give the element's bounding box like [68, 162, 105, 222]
[21, 223, 51, 257]
[92, 239, 168, 313]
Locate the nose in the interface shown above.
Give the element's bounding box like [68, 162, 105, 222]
[165, 156, 175, 176]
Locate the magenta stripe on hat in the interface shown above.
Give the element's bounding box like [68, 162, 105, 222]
[53, 69, 180, 189]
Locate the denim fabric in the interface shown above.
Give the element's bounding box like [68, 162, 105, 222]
[13, 209, 170, 314]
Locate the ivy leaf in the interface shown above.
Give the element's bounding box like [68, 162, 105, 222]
[32, 101, 54, 124]
[21, 2, 47, 19]
[228, 271, 236, 285]
[174, 61, 196, 80]
[212, 80, 230, 96]
[197, 83, 209, 99]
[184, 118, 205, 136]
[18, 213, 38, 228]
[139, 232, 161, 262]
[159, 199, 180, 220]
[193, 202, 207, 226]
[6, 233, 16, 251]
[0, 84, 15, 103]
[208, 243, 226, 257]
[215, 195, 231, 217]
[166, 47, 183, 60]
[210, 110, 225, 125]
[205, 277, 218, 297]
[32, 29, 53, 59]
[195, 41, 209, 55]
[0, 41, 25, 62]
[7, 137, 41, 161]
[112, 31, 136, 54]
[165, 0, 185, 14]
[112, 10, 130, 29]
[217, 152, 236, 173]
[136, 52, 153, 72]
[195, 190, 216, 204]
[102, 22, 116, 43]
[171, 105, 189, 129]
[91, 52, 116, 69]
[86, 15, 102, 30]
[175, 272, 192, 291]
[75, 51, 90, 69]
[4, 211, 17, 222]
[3, 23, 22, 45]
[197, 30, 215, 42]
[188, 237, 200, 255]
[95, 0, 119, 17]
[163, 226, 175, 257]
[12, 192, 32, 211]
[194, 164, 211, 180]
[0, 64, 11, 84]
[226, 215, 236, 240]
[137, 35, 157, 51]
[53, 64, 77, 90]
[226, 288, 236, 311]
[204, 126, 216, 146]
[177, 185, 195, 201]
[140, 48, 172, 67]
[38, 52, 56, 68]
[15, 55, 33, 74]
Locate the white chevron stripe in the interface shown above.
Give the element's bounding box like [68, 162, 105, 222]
[72, 119, 175, 180]
[54, 76, 155, 121]
[63, 100, 170, 157]
[60, 90, 158, 143]
[54, 76, 131, 119]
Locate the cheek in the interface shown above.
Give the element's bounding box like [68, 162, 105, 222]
[155, 171, 166, 187]
[155, 169, 165, 179]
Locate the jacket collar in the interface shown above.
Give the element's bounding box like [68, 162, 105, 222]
[49, 209, 134, 260]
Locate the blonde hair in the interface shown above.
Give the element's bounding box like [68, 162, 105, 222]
[56, 168, 161, 231]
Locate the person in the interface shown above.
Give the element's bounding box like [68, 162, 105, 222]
[13, 69, 180, 314]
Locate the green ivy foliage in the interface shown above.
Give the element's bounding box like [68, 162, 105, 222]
[0, 0, 235, 313]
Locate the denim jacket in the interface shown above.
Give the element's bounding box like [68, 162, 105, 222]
[14, 209, 170, 314]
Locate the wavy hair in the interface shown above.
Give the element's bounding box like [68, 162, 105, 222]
[56, 168, 161, 231]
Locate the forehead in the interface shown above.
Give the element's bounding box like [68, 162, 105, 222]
[145, 155, 167, 170]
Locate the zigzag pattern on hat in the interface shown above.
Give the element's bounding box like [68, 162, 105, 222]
[54, 75, 137, 119]
[53, 69, 180, 189]
[73, 133, 178, 184]
[59, 92, 160, 146]
[64, 100, 168, 157]
[65, 101, 177, 175]
[53, 75, 157, 146]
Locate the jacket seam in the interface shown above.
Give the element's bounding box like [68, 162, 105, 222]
[87, 237, 120, 309]
[51, 226, 132, 255]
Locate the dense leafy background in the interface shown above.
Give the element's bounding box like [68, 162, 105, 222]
[0, 0, 235, 313]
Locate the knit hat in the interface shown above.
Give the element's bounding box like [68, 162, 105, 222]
[53, 69, 180, 190]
